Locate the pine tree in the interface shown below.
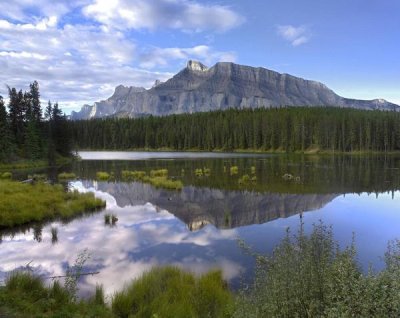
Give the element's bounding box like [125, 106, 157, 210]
[0, 96, 14, 161]
[30, 81, 41, 122]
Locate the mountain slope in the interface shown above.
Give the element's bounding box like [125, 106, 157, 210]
[71, 61, 399, 119]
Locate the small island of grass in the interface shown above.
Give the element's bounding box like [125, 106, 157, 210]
[121, 169, 183, 190]
[0, 180, 106, 228]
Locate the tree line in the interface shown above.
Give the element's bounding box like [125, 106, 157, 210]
[69, 107, 400, 152]
[0, 81, 71, 163]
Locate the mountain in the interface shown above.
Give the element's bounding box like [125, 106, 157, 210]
[86, 180, 338, 230]
[71, 61, 399, 120]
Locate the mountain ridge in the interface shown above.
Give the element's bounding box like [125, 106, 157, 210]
[71, 61, 399, 120]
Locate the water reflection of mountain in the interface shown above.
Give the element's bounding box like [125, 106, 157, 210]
[87, 181, 338, 230]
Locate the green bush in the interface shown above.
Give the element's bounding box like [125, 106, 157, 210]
[112, 266, 233, 318]
[234, 222, 400, 318]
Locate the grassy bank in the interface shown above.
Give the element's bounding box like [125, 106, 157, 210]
[0, 267, 232, 318]
[0, 180, 105, 228]
[0, 156, 73, 171]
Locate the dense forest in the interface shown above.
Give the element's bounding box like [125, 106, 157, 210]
[0, 82, 71, 164]
[70, 107, 400, 152]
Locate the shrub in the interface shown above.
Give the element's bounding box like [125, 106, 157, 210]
[234, 222, 400, 317]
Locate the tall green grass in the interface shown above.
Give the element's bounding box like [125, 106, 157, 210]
[0, 271, 111, 317]
[0, 267, 232, 318]
[0, 180, 106, 228]
[112, 266, 233, 318]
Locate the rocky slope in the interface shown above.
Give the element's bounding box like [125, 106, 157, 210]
[71, 61, 399, 119]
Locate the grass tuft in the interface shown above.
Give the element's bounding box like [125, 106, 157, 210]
[96, 171, 111, 181]
[112, 266, 233, 318]
[0, 172, 12, 179]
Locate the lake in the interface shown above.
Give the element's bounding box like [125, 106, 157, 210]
[1, 152, 400, 297]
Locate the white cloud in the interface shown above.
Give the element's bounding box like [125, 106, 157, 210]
[0, 0, 241, 114]
[139, 45, 237, 69]
[277, 25, 311, 47]
[83, 0, 244, 32]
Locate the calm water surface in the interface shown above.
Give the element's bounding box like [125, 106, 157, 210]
[1, 152, 400, 297]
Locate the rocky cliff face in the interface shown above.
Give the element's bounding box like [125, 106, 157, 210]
[71, 61, 399, 119]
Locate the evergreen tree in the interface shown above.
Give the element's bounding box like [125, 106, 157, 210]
[0, 96, 14, 161]
[29, 81, 41, 122]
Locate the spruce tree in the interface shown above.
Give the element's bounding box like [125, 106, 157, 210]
[0, 96, 14, 161]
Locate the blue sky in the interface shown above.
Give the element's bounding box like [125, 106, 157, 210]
[0, 0, 399, 114]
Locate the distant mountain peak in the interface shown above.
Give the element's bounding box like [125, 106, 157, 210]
[186, 60, 208, 72]
[70, 61, 400, 120]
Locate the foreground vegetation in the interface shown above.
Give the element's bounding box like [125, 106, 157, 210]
[234, 222, 400, 317]
[2, 223, 400, 317]
[0, 180, 105, 228]
[70, 107, 400, 153]
[0, 267, 232, 318]
[0, 82, 72, 167]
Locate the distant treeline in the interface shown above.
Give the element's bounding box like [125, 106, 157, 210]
[0, 82, 71, 163]
[70, 107, 400, 152]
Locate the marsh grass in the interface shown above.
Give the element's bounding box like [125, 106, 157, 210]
[0, 172, 12, 179]
[195, 168, 203, 177]
[0, 180, 106, 228]
[121, 170, 146, 181]
[120, 170, 183, 190]
[234, 222, 400, 318]
[58, 172, 77, 180]
[96, 171, 111, 181]
[0, 271, 111, 317]
[230, 166, 239, 175]
[150, 169, 168, 177]
[112, 266, 233, 318]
